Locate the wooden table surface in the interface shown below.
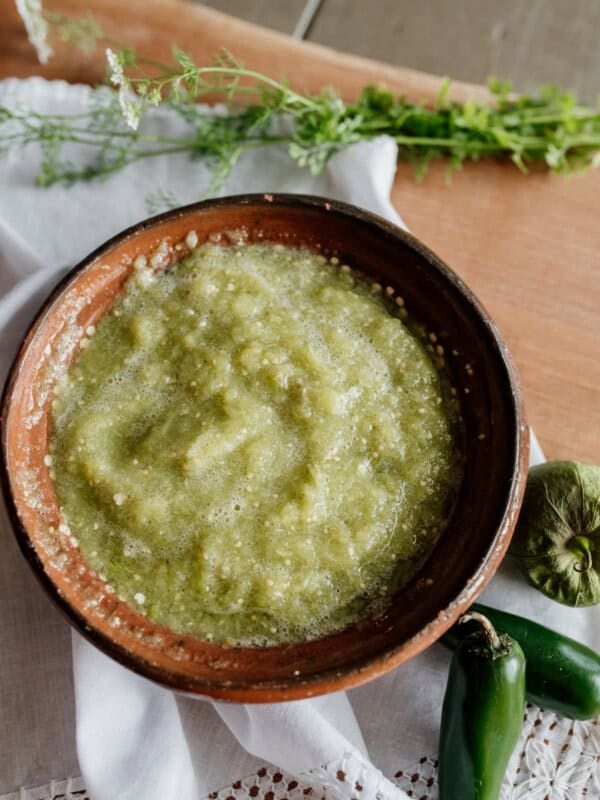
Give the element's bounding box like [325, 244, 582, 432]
[203, 0, 600, 104]
[2, 0, 599, 463]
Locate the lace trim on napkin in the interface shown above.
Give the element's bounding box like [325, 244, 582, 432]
[6, 707, 598, 800]
[0, 777, 87, 800]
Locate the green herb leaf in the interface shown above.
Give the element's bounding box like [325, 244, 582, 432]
[4, 8, 600, 196]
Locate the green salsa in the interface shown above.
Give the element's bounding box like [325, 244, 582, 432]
[50, 242, 461, 645]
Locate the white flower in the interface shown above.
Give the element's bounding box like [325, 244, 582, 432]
[105, 47, 142, 130]
[105, 47, 124, 87]
[118, 86, 143, 130]
[15, 0, 53, 64]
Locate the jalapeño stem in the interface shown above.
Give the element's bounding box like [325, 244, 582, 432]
[458, 611, 502, 650]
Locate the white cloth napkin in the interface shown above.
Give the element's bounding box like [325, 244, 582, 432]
[1, 77, 598, 800]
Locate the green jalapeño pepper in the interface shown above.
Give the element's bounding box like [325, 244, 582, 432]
[442, 602, 600, 720]
[438, 612, 526, 800]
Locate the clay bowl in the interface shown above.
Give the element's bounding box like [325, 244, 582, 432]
[0, 194, 529, 702]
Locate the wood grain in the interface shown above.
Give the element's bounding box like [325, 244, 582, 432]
[202, 0, 306, 35]
[391, 160, 600, 462]
[1, 0, 599, 462]
[0, 0, 486, 100]
[307, 0, 600, 103]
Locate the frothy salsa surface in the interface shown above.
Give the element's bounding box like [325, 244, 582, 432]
[50, 242, 460, 645]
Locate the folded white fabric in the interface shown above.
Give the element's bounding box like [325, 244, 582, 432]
[1, 77, 598, 800]
[0, 76, 409, 800]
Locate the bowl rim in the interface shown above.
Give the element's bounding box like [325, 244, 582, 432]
[0, 193, 530, 701]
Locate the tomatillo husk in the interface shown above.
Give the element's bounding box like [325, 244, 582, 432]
[511, 461, 600, 606]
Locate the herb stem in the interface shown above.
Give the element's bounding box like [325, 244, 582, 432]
[5, 8, 600, 198]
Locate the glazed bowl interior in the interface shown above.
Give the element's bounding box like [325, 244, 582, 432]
[0, 195, 529, 702]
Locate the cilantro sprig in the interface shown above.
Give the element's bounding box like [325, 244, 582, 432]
[3, 8, 600, 197]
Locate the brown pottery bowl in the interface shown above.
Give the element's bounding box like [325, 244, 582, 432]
[0, 195, 529, 702]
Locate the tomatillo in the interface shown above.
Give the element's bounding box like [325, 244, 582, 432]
[511, 461, 600, 606]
